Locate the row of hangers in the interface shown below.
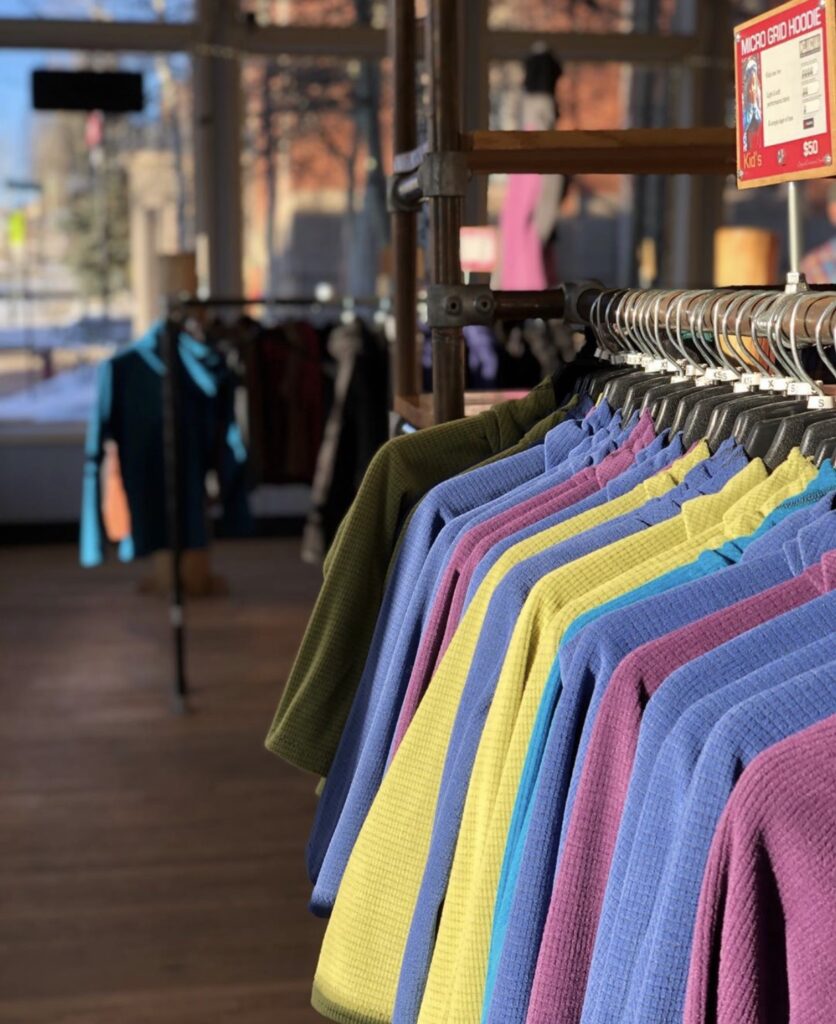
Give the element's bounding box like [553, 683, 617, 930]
[575, 287, 836, 470]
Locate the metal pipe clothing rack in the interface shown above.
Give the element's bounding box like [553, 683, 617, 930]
[387, 0, 737, 429]
[160, 292, 387, 709]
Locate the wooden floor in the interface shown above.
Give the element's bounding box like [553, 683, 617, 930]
[0, 540, 328, 1023]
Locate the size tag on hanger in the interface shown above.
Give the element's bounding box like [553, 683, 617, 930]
[788, 379, 815, 395]
[808, 392, 836, 408]
[735, 0, 836, 189]
[740, 371, 763, 389]
[760, 376, 791, 391]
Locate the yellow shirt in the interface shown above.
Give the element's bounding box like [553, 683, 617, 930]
[419, 449, 816, 1024]
[312, 441, 710, 1024]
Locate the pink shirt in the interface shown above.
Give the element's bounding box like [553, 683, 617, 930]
[388, 415, 656, 759]
[526, 558, 836, 1024]
[685, 714, 836, 1024]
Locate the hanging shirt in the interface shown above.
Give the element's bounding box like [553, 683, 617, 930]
[305, 401, 620, 894]
[580, 564, 836, 1024]
[310, 440, 711, 1024]
[684, 714, 836, 1024]
[308, 429, 685, 915]
[623, 650, 836, 1024]
[484, 475, 836, 1024]
[415, 455, 814, 1024]
[80, 322, 251, 568]
[525, 485, 827, 1024]
[387, 415, 658, 759]
[264, 379, 569, 776]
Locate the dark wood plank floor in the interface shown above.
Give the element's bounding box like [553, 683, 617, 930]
[0, 540, 327, 1023]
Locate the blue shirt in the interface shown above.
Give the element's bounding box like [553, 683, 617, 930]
[581, 586, 836, 1024]
[304, 400, 605, 891]
[391, 445, 747, 1024]
[306, 411, 645, 911]
[625, 649, 836, 1024]
[483, 488, 836, 1024]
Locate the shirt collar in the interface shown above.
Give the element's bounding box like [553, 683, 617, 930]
[718, 449, 816, 540]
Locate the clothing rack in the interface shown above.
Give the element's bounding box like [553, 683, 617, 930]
[387, 0, 737, 428]
[160, 292, 388, 711]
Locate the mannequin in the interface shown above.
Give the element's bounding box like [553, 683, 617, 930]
[496, 47, 564, 291]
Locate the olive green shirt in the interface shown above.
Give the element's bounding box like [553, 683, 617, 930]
[265, 380, 565, 776]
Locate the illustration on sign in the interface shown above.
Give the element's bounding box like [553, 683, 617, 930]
[736, 0, 836, 187]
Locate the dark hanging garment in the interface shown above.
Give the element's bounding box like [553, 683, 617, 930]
[245, 322, 325, 486]
[80, 322, 252, 567]
[301, 320, 389, 563]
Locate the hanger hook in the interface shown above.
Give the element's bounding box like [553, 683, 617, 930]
[689, 290, 720, 368]
[814, 296, 836, 382]
[785, 292, 820, 392]
[766, 291, 802, 379]
[721, 289, 760, 373]
[671, 290, 703, 370]
[710, 292, 740, 376]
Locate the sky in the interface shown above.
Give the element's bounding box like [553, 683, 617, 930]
[0, 1, 193, 207]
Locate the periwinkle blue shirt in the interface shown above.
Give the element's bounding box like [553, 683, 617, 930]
[581, 586, 836, 1024]
[460, 420, 661, 606]
[625, 647, 836, 1024]
[391, 445, 747, 1024]
[306, 404, 624, 906]
[482, 480, 836, 1024]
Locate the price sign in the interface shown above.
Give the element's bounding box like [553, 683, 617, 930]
[735, 0, 836, 187]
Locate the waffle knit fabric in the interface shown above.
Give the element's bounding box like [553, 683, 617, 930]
[580, 557, 836, 1024]
[310, 442, 709, 1024]
[410, 455, 813, 1024]
[308, 428, 681, 916]
[386, 414, 656, 762]
[484, 474, 836, 1024]
[265, 379, 566, 775]
[305, 405, 635, 898]
[555, 461, 836, 657]
[521, 456, 820, 1024]
[684, 714, 836, 1024]
[624, 650, 836, 1024]
[417, 414, 650, 680]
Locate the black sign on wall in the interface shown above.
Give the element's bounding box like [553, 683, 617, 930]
[32, 70, 144, 113]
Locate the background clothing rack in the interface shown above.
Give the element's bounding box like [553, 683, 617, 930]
[160, 293, 386, 711]
[387, 0, 737, 428]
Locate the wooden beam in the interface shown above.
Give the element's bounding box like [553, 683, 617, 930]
[463, 127, 736, 176]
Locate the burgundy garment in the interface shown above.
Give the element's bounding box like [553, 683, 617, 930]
[388, 415, 656, 759]
[526, 559, 836, 1024]
[685, 714, 836, 1024]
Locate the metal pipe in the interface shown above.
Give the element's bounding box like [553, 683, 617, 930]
[391, 171, 422, 210]
[390, 0, 420, 401]
[427, 0, 465, 424]
[161, 314, 188, 713]
[787, 181, 805, 275]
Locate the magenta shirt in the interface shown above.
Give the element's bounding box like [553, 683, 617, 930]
[388, 415, 656, 758]
[526, 559, 836, 1024]
[684, 713, 836, 1024]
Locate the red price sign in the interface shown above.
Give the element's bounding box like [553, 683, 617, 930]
[736, 0, 836, 188]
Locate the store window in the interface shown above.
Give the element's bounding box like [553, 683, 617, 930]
[0, 0, 194, 19]
[488, 0, 679, 34]
[488, 59, 636, 284]
[0, 48, 194, 405]
[240, 0, 386, 28]
[241, 55, 391, 299]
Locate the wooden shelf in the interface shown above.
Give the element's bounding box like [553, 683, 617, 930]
[463, 127, 737, 176]
[394, 389, 530, 429]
